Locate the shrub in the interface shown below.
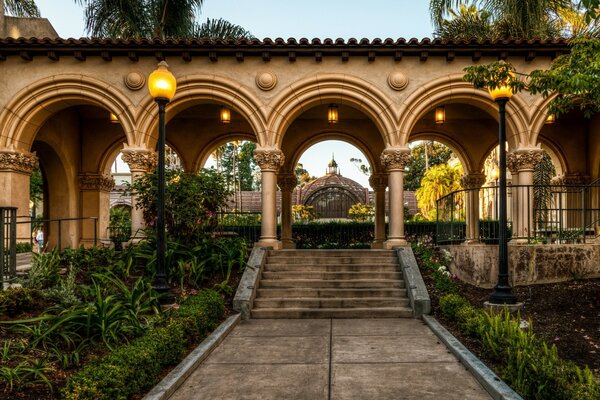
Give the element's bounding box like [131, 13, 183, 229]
[22, 250, 62, 289]
[0, 287, 43, 317]
[15, 242, 32, 254]
[439, 293, 469, 320]
[439, 294, 600, 400]
[62, 289, 225, 400]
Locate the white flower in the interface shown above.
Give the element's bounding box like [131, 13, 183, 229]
[519, 320, 529, 330]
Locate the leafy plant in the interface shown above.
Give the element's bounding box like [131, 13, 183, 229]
[24, 250, 62, 289]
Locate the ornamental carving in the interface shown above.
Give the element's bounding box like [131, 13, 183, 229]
[121, 149, 157, 172]
[277, 173, 297, 192]
[0, 151, 38, 174]
[253, 149, 284, 171]
[460, 174, 486, 190]
[387, 71, 409, 91]
[124, 71, 146, 91]
[79, 174, 115, 192]
[507, 150, 544, 172]
[369, 173, 388, 191]
[255, 71, 277, 91]
[380, 148, 411, 171]
[559, 173, 587, 186]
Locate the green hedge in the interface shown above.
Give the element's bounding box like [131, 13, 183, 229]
[440, 293, 599, 400]
[62, 289, 225, 400]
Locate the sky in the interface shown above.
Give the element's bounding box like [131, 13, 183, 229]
[35, 0, 435, 188]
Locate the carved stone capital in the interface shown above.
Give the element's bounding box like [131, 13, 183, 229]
[121, 148, 157, 172]
[380, 148, 411, 172]
[369, 173, 388, 191]
[79, 173, 115, 192]
[277, 173, 297, 192]
[0, 151, 38, 174]
[253, 148, 284, 172]
[559, 173, 587, 186]
[507, 149, 544, 173]
[460, 173, 486, 190]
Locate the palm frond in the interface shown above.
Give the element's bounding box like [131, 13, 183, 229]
[193, 18, 254, 39]
[5, 0, 40, 17]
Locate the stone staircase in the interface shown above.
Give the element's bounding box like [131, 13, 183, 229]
[251, 249, 412, 318]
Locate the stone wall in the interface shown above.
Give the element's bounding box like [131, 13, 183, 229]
[443, 243, 600, 288]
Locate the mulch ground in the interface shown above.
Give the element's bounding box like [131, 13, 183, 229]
[419, 260, 600, 378]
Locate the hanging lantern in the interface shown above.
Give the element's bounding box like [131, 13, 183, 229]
[109, 113, 119, 123]
[220, 107, 231, 124]
[328, 104, 339, 124]
[435, 106, 445, 124]
[545, 113, 556, 124]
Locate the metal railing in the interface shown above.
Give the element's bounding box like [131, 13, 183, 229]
[1, 207, 17, 288]
[436, 182, 600, 244]
[16, 216, 98, 251]
[214, 211, 438, 248]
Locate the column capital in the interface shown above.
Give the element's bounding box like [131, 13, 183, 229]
[79, 173, 115, 192]
[506, 148, 544, 173]
[121, 147, 157, 172]
[380, 147, 411, 172]
[0, 150, 38, 174]
[253, 147, 285, 172]
[460, 173, 486, 190]
[369, 173, 388, 191]
[555, 173, 587, 186]
[277, 173, 297, 192]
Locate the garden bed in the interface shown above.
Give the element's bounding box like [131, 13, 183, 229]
[412, 238, 599, 397]
[0, 237, 248, 399]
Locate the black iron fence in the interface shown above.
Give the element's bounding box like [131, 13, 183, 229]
[214, 212, 437, 248]
[16, 216, 98, 251]
[436, 182, 600, 244]
[1, 207, 17, 288]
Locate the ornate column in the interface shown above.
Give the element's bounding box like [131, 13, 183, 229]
[79, 174, 115, 247]
[122, 147, 157, 239]
[380, 147, 411, 248]
[278, 173, 297, 249]
[254, 148, 284, 249]
[507, 149, 544, 241]
[0, 150, 38, 242]
[460, 174, 486, 244]
[369, 173, 388, 249]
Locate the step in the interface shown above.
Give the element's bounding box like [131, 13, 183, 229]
[261, 271, 402, 280]
[253, 297, 410, 309]
[266, 256, 398, 264]
[264, 263, 399, 272]
[259, 279, 405, 289]
[255, 288, 408, 298]
[251, 307, 413, 319]
[269, 250, 395, 257]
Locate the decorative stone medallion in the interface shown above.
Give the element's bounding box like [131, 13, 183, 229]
[255, 71, 277, 91]
[124, 71, 146, 91]
[387, 71, 409, 91]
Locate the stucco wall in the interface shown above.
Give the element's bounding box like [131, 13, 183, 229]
[443, 243, 600, 288]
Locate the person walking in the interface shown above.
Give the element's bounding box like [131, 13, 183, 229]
[35, 230, 44, 252]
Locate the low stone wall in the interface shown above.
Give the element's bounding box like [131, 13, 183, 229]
[442, 243, 600, 288]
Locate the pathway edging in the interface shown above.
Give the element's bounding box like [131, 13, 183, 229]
[422, 315, 523, 400]
[143, 313, 241, 400]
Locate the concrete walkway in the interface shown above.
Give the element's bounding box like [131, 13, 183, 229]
[170, 318, 492, 400]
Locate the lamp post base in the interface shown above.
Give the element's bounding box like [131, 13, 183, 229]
[488, 284, 517, 305]
[484, 301, 524, 313]
[153, 276, 174, 305]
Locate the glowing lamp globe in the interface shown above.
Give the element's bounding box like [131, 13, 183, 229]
[148, 61, 177, 101]
[488, 81, 513, 101]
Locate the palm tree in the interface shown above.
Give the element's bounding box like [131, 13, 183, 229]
[3, 0, 252, 39]
[430, 0, 570, 38]
[2, 0, 40, 16]
[80, 0, 253, 39]
[434, 3, 496, 40]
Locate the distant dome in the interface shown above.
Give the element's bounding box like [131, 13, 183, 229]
[301, 173, 367, 219]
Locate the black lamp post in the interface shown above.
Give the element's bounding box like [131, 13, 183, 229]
[488, 83, 517, 304]
[148, 61, 177, 298]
